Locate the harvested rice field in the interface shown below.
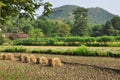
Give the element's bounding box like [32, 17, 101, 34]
[0, 53, 120, 80]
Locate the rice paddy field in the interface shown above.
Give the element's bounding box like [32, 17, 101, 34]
[0, 46, 120, 80]
[0, 46, 120, 53]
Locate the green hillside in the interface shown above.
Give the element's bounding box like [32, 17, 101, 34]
[44, 5, 115, 26]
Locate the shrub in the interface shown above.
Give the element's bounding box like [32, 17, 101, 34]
[48, 58, 62, 67]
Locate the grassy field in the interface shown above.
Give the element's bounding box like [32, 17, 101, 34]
[0, 53, 120, 80]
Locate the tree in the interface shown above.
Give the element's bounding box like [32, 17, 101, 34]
[92, 25, 103, 37]
[111, 16, 120, 31]
[71, 7, 88, 36]
[102, 16, 120, 36]
[54, 21, 71, 37]
[29, 28, 43, 40]
[0, 0, 52, 19]
[33, 19, 55, 37]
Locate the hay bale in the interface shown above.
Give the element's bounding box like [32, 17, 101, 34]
[30, 54, 37, 64]
[19, 54, 25, 62]
[48, 58, 62, 67]
[0, 54, 4, 60]
[37, 57, 40, 64]
[4, 53, 15, 60]
[38, 57, 48, 65]
[24, 56, 30, 63]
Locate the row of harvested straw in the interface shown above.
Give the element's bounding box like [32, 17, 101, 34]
[0, 53, 63, 67]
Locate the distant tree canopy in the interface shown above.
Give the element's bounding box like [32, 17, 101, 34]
[92, 16, 120, 36]
[33, 19, 71, 37]
[0, 0, 52, 19]
[71, 7, 88, 36]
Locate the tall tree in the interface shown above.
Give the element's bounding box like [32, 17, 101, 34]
[99, 16, 120, 36]
[0, 0, 52, 19]
[111, 16, 120, 31]
[92, 25, 103, 37]
[71, 7, 88, 36]
[34, 19, 55, 37]
[54, 21, 71, 37]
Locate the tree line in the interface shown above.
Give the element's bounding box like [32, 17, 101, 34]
[0, 1, 120, 39]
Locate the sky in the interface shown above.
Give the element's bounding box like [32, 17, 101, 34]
[36, 0, 120, 16]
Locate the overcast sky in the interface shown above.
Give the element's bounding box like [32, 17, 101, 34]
[36, 0, 120, 16]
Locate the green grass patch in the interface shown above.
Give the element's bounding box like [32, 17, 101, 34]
[1, 46, 27, 53]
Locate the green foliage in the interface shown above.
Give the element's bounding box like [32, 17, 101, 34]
[0, 30, 4, 45]
[2, 46, 27, 52]
[115, 36, 120, 41]
[73, 45, 91, 55]
[96, 16, 120, 36]
[13, 36, 120, 47]
[0, 46, 120, 57]
[1, 16, 34, 33]
[71, 7, 88, 36]
[0, 1, 5, 8]
[29, 28, 44, 40]
[97, 36, 115, 43]
[54, 21, 71, 36]
[102, 21, 119, 36]
[111, 16, 120, 31]
[33, 19, 55, 37]
[0, 0, 52, 19]
[91, 25, 103, 37]
[30, 46, 120, 57]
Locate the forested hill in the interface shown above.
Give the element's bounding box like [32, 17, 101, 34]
[44, 5, 115, 26]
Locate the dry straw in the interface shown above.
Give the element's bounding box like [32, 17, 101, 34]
[19, 54, 25, 62]
[48, 58, 62, 67]
[30, 54, 37, 64]
[4, 53, 15, 60]
[0, 54, 4, 60]
[24, 56, 30, 63]
[37, 57, 48, 65]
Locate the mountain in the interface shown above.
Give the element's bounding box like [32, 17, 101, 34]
[42, 5, 115, 26]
